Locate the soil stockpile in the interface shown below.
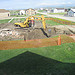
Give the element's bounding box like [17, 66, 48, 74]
[24, 28, 47, 40]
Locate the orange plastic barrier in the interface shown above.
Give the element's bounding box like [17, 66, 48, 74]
[0, 35, 75, 50]
[45, 18, 75, 25]
[58, 35, 61, 45]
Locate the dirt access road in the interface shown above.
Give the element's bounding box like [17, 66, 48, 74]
[0, 17, 28, 20]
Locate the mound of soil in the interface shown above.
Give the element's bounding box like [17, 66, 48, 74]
[0, 23, 14, 29]
[24, 28, 47, 40]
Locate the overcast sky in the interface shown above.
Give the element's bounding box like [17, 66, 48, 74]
[0, 0, 75, 9]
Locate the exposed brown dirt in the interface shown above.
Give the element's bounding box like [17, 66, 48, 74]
[0, 21, 75, 43]
[68, 34, 75, 41]
[0, 22, 57, 41]
[0, 23, 15, 29]
[70, 36, 75, 40]
[0, 20, 75, 50]
[25, 28, 47, 40]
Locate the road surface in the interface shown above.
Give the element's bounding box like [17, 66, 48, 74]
[36, 12, 75, 22]
[0, 17, 28, 20]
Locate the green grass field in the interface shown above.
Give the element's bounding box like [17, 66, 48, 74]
[11, 18, 74, 25]
[10, 18, 25, 23]
[20, 18, 25, 22]
[35, 13, 47, 16]
[45, 17, 75, 25]
[0, 43, 75, 75]
[0, 19, 10, 24]
[45, 20, 64, 25]
[10, 10, 19, 15]
[10, 14, 28, 17]
[51, 17, 75, 23]
[49, 12, 67, 15]
[38, 10, 46, 12]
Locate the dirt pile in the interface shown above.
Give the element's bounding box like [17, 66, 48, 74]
[24, 28, 47, 40]
[0, 28, 24, 41]
[0, 23, 15, 29]
[50, 25, 73, 35]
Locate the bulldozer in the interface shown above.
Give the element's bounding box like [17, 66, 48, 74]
[14, 15, 46, 29]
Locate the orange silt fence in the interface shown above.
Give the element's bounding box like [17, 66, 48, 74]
[58, 35, 61, 45]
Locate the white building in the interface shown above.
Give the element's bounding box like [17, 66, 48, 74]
[0, 9, 10, 17]
[20, 10, 25, 15]
[47, 8, 52, 13]
[67, 9, 75, 17]
[51, 8, 65, 13]
[40, 8, 43, 10]
[25, 8, 35, 15]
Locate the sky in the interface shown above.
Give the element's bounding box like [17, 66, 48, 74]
[0, 0, 75, 10]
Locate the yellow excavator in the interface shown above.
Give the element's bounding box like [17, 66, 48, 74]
[14, 15, 46, 29]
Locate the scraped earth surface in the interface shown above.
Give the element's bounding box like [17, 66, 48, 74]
[0, 21, 75, 50]
[70, 36, 75, 40]
[0, 20, 75, 41]
[69, 34, 75, 40]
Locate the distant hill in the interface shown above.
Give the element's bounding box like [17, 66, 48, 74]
[36, 4, 75, 9]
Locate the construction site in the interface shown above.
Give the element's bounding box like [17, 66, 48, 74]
[0, 0, 75, 74]
[0, 15, 75, 50]
[0, 15, 75, 75]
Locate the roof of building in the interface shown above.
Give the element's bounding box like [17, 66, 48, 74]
[20, 10, 25, 11]
[72, 7, 75, 9]
[0, 9, 10, 13]
[25, 8, 35, 11]
[56, 8, 64, 10]
[71, 9, 75, 12]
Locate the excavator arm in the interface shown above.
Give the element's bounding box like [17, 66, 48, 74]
[14, 15, 46, 29]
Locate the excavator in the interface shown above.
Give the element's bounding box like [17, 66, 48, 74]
[14, 15, 46, 29]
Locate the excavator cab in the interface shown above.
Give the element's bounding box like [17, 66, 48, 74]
[14, 16, 35, 28]
[14, 15, 46, 29]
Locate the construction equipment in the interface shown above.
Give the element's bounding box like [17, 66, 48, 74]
[14, 15, 46, 29]
[15, 16, 33, 28]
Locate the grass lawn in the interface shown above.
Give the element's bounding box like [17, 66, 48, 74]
[10, 10, 19, 15]
[10, 14, 27, 17]
[35, 13, 43, 16]
[0, 19, 10, 24]
[45, 16, 75, 25]
[49, 12, 67, 15]
[20, 18, 25, 22]
[0, 43, 75, 75]
[38, 10, 46, 12]
[51, 17, 74, 22]
[46, 20, 64, 25]
[35, 13, 47, 16]
[10, 18, 25, 23]
[10, 18, 16, 23]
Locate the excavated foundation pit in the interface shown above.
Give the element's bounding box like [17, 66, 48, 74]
[0, 23, 74, 41]
[23, 27, 72, 40]
[0, 27, 73, 41]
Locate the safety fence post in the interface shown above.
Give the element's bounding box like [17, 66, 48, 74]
[58, 35, 61, 45]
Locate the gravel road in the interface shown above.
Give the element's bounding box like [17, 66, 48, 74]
[0, 17, 28, 20]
